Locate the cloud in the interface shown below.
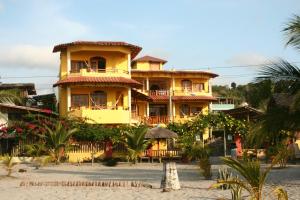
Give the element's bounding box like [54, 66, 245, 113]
[0, 45, 59, 69]
[226, 52, 270, 66]
[0, 2, 3, 12]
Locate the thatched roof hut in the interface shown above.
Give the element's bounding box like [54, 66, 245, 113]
[145, 127, 178, 139]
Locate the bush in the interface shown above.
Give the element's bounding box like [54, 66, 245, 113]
[102, 157, 118, 167]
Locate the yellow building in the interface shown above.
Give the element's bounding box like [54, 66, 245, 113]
[53, 41, 218, 126]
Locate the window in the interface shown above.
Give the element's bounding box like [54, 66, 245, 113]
[71, 94, 89, 108]
[91, 91, 107, 109]
[180, 104, 190, 117]
[193, 83, 205, 92]
[191, 107, 202, 116]
[71, 61, 88, 73]
[181, 80, 192, 92]
[90, 57, 106, 72]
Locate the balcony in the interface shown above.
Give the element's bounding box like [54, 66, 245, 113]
[149, 90, 169, 96]
[70, 108, 130, 124]
[67, 68, 130, 78]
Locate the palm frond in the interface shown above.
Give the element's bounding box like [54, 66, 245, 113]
[0, 89, 23, 105]
[256, 59, 300, 83]
[283, 14, 300, 50]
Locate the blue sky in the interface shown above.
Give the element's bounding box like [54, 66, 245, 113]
[0, 0, 299, 94]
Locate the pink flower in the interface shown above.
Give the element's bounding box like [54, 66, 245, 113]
[16, 127, 23, 133]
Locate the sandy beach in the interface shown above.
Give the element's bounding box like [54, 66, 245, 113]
[0, 162, 299, 200]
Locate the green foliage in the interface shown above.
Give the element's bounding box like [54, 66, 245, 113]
[102, 157, 118, 167]
[41, 121, 77, 164]
[0, 89, 23, 105]
[122, 125, 150, 164]
[212, 157, 288, 200]
[68, 117, 123, 143]
[1, 155, 18, 176]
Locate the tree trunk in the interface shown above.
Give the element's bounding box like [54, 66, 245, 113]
[160, 162, 180, 191]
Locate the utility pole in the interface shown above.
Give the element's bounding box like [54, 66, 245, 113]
[223, 128, 227, 157]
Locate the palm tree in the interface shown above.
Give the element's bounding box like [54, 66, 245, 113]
[42, 121, 77, 164]
[283, 14, 300, 50]
[212, 157, 288, 200]
[123, 126, 151, 164]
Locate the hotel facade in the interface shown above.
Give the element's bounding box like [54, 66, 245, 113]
[53, 41, 218, 126]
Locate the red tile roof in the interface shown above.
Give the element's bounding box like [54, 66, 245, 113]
[53, 76, 142, 88]
[0, 103, 58, 116]
[150, 96, 169, 101]
[172, 96, 217, 101]
[53, 41, 142, 59]
[133, 55, 167, 64]
[149, 95, 216, 102]
[131, 70, 218, 78]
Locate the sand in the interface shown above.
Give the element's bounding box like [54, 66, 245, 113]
[0, 162, 299, 200]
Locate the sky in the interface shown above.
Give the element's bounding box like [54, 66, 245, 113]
[0, 0, 299, 95]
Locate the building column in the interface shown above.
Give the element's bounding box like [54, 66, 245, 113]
[67, 49, 71, 75]
[128, 88, 131, 122]
[67, 87, 71, 112]
[172, 103, 176, 122]
[169, 78, 173, 121]
[146, 102, 149, 117]
[208, 80, 212, 95]
[146, 77, 149, 91]
[127, 53, 131, 75]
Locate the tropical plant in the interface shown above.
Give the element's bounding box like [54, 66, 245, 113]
[41, 121, 77, 164]
[283, 14, 300, 50]
[1, 155, 18, 176]
[122, 126, 150, 164]
[0, 89, 22, 105]
[25, 143, 52, 169]
[190, 144, 212, 179]
[212, 157, 288, 200]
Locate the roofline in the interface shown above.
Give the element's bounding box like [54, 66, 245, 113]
[52, 41, 142, 59]
[131, 69, 218, 78]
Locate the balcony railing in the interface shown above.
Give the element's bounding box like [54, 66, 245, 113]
[147, 116, 169, 124]
[69, 68, 129, 74]
[149, 90, 169, 96]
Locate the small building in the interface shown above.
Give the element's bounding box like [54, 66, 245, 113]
[211, 97, 235, 112]
[0, 83, 36, 98]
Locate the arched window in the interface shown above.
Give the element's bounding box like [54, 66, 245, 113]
[90, 57, 106, 72]
[91, 91, 107, 109]
[181, 80, 192, 92]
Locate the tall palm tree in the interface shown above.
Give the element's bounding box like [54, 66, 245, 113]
[254, 15, 300, 138]
[42, 121, 77, 164]
[123, 126, 151, 164]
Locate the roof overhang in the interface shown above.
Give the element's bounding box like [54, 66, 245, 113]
[53, 41, 142, 59]
[53, 76, 142, 88]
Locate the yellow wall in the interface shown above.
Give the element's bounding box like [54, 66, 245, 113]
[59, 45, 130, 79]
[173, 103, 209, 123]
[151, 139, 168, 150]
[59, 87, 68, 117]
[173, 78, 209, 94]
[70, 87, 129, 109]
[70, 109, 130, 124]
[133, 61, 163, 70]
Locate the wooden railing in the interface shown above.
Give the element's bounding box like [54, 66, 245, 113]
[149, 90, 169, 96]
[147, 116, 169, 124]
[142, 150, 182, 158]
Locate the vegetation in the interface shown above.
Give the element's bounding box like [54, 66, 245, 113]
[122, 126, 150, 164]
[1, 155, 18, 176]
[41, 121, 77, 164]
[0, 89, 23, 105]
[212, 157, 288, 200]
